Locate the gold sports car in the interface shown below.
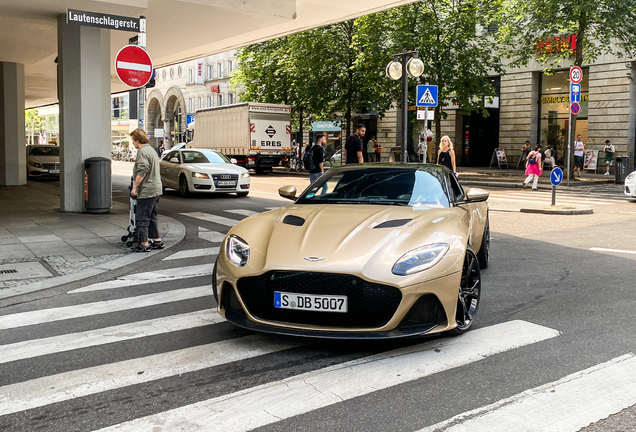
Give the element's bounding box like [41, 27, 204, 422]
[214, 164, 490, 339]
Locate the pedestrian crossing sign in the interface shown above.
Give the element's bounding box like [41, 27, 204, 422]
[416, 85, 438, 107]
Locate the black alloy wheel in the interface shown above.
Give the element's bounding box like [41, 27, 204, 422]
[477, 216, 490, 269]
[179, 175, 189, 197]
[449, 246, 481, 335]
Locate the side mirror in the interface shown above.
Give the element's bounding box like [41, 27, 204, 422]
[278, 185, 297, 200]
[464, 187, 490, 202]
[230, 158, 238, 164]
[170, 158, 179, 164]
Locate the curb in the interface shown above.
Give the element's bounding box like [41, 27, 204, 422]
[520, 207, 594, 215]
[0, 215, 186, 301]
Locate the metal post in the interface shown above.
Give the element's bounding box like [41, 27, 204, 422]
[401, 54, 408, 164]
[552, 185, 556, 206]
[424, 81, 429, 163]
[138, 16, 146, 131]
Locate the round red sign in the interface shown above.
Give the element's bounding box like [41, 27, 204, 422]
[570, 102, 580, 115]
[115, 45, 153, 88]
[570, 66, 582, 84]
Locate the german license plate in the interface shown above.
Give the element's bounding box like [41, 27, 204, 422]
[274, 292, 348, 313]
[49, 170, 59, 174]
[216, 180, 236, 186]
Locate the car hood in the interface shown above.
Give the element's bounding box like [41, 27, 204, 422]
[185, 163, 247, 175]
[228, 204, 470, 286]
[27, 155, 59, 164]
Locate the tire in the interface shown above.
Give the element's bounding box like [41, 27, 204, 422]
[121, 235, 129, 242]
[179, 175, 190, 197]
[476, 216, 490, 269]
[254, 168, 264, 175]
[126, 241, 133, 247]
[212, 258, 218, 304]
[448, 246, 481, 336]
[236, 191, 249, 197]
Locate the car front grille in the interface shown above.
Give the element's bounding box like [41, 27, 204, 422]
[42, 163, 60, 170]
[236, 271, 402, 328]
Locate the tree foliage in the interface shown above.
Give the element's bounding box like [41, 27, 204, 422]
[25, 109, 42, 145]
[495, 0, 636, 69]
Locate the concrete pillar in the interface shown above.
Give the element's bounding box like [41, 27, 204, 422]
[57, 15, 111, 212]
[0, 62, 26, 186]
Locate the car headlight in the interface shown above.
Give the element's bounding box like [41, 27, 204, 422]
[241, 172, 250, 179]
[192, 172, 209, 179]
[29, 161, 43, 168]
[225, 235, 250, 267]
[627, 172, 636, 180]
[392, 243, 449, 276]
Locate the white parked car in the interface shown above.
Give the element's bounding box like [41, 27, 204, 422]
[26, 145, 60, 179]
[624, 171, 636, 198]
[160, 148, 250, 197]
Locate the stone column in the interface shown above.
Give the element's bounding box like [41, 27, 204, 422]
[0, 62, 26, 186]
[57, 15, 111, 212]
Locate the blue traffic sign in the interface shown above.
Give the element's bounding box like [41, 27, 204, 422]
[550, 167, 563, 186]
[416, 85, 438, 107]
[570, 83, 581, 103]
[570, 102, 580, 115]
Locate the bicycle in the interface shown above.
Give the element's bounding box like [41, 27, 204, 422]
[286, 156, 302, 172]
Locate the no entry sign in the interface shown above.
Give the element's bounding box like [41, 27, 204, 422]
[115, 45, 153, 88]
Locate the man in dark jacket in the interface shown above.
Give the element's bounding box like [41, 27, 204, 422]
[345, 124, 366, 164]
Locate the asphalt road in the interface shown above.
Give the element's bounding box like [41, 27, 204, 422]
[1, 166, 635, 432]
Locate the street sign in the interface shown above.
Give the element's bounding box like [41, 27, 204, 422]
[570, 83, 581, 103]
[570, 66, 582, 84]
[416, 85, 438, 107]
[115, 45, 153, 88]
[570, 102, 580, 115]
[550, 167, 563, 186]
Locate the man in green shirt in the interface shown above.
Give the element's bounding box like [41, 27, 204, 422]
[130, 128, 163, 252]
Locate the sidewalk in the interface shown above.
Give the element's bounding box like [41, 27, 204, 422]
[0, 181, 185, 300]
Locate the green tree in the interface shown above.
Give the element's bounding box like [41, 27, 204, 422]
[378, 0, 503, 152]
[495, 0, 636, 172]
[25, 109, 42, 145]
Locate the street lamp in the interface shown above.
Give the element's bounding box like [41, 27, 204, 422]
[386, 52, 424, 163]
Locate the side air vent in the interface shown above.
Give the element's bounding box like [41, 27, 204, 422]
[374, 219, 411, 229]
[282, 215, 305, 226]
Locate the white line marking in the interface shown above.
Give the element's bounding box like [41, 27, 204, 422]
[225, 209, 259, 217]
[180, 212, 241, 227]
[96, 320, 560, 432]
[0, 310, 220, 365]
[199, 231, 226, 243]
[417, 354, 636, 432]
[590, 247, 636, 255]
[489, 194, 613, 205]
[68, 264, 213, 293]
[0, 334, 302, 416]
[116, 61, 151, 72]
[490, 192, 618, 204]
[163, 247, 220, 261]
[0, 287, 211, 330]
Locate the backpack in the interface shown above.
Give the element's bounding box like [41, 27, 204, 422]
[303, 146, 316, 171]
[528, 152, 537, 165]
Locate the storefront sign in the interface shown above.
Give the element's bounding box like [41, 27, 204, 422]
[210, 85, 220, 93]
[196, 58, 205, 85]
[311, 121, 341, 132]
[67, 9, 140, 32]
[540, 95, 588, 104]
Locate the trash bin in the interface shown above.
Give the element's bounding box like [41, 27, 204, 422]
[614, 156, 631, 184]
[84, 157, 111, 213]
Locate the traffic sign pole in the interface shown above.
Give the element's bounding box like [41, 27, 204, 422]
[138, 16, 146, 132]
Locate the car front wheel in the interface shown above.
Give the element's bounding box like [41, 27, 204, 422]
[179, 175, 190, 197]
[448, 246, 481, 335]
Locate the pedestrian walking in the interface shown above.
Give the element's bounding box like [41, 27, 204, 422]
[603, 139, 615, 176]
[523, 145, 543, 190]
[158, 140, 165, 157]
[130, 128, 164, 252]
[436, 135, 457, 173]
[417, 137, 427, 162]
[345, 124, 366, 164]
[574, 134, 585, 178]
[307, 133, 328, 195]
[519, 141, 531, 169]
[366, 136, 376, 162]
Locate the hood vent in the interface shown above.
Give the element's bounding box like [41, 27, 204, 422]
[374, 219, 411, 229]
[282, 215, 305, 226]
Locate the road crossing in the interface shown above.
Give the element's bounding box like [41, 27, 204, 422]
[488, 189, 630, 208]
[1, 204, 636, 432]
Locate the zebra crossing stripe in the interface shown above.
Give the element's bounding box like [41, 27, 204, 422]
[0, 310, 220, 365]
[199, 231, 226, 243]
[68, 263, 213, 293]
[590, 247, 636, 255]
[96, 320, 560, 432]
[181, 212, 241, 227]
[417, 354, 636, 432]
[0, 334, 303, 416]
[0, 286, 212, 330]
[163, 247, 220, 261]
[225, 209, 259, 217]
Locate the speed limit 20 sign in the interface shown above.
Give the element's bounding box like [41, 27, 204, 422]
[570, 66, 582, 84]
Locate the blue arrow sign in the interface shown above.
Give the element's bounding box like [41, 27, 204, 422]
[416, 85, 438, 107]
[570, 83, 581, 103]
[550, 167, 563, 186]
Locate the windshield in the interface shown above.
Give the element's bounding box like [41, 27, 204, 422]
[296, 166, 450, 208]
[29, 146, 59, 156]
[181, 150, 230, 164]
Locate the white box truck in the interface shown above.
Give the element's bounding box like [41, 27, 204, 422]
[190, 103, 292, 173]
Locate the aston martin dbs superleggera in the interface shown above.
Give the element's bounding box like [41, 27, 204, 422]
[214, 164, 489, 339]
